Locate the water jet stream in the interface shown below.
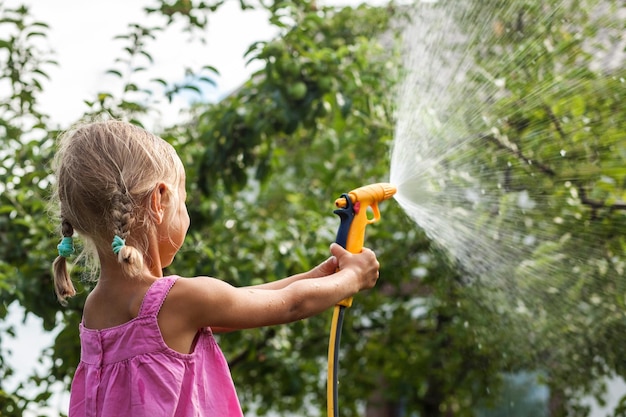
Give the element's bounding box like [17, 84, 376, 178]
[387, 0, 625, 411]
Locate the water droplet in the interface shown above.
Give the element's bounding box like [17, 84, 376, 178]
[517, 190, 536, 210]
[411, 266, 428, 278]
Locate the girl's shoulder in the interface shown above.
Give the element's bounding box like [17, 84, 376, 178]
[165, 275, 230, 303]
[162, 275, 242, 328]
[83, 278, 156, 330]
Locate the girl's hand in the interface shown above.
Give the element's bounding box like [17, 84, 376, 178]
[330, 243, 380, 292]
[307, 252, 339, 278]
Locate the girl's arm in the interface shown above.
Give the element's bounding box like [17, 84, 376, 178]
[209, 255, 339, 333]
[169, 243, 379, 332]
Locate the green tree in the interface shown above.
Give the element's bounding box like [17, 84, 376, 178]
[0, 3, 61, 414]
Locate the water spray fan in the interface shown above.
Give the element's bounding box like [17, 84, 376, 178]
[327, 182, 396, 417]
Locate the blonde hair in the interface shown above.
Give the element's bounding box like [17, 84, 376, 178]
[51, 119, 183, 304]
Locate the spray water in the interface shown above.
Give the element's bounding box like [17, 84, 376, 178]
[387, 0, 625, 411]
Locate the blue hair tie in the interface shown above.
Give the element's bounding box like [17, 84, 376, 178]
[57, 236, 75, 258]
[112, 235, 126, 255]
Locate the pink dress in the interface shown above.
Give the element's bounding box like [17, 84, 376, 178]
[69, 276, 244, 417]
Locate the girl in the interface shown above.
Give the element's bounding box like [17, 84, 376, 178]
[52, 119, 380, 417]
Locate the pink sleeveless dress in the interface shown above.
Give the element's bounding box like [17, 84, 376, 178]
[68, 276, 244, 417]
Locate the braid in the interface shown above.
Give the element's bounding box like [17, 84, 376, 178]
[111, 189, 133, 241]
[111, 187, 144, 276]
[52, 219, 77, 305]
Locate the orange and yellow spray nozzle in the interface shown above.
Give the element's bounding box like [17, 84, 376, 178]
[332, 182, 397, 307]
[327, 182, 396, 417]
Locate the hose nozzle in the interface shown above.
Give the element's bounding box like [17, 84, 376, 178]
[333, 182, 397, 280]
[334, 182, 397, 209]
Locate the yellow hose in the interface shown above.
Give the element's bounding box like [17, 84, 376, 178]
[327, 304, 344, 417]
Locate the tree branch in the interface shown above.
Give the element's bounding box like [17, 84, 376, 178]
[481, 133, 626, 213]
[577, 185, 626, 212]
[480, 133, 557, 177]
[544, 105, 567, 139]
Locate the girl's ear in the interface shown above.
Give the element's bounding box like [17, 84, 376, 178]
[150, 182, 169, 224]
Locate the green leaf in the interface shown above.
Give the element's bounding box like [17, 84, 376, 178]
[106, 69, 123, 77]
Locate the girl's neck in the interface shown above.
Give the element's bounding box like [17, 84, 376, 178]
[97, 249, 164, 283]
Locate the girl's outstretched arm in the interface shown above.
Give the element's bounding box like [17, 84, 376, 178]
[208, 254, 340, 333]
[166, 244, 379, 332]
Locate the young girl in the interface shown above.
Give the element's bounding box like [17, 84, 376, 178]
[52, 119, 380, 417]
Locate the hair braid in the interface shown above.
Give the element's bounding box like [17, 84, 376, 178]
[52, 219, 77, 304]
[111, 187, 144, 276]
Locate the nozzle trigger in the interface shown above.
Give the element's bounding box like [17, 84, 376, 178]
[368, 202, 381, 224]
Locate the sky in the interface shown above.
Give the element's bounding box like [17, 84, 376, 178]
[14, 0, 279, 130]
[12, 0, 389, 130]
